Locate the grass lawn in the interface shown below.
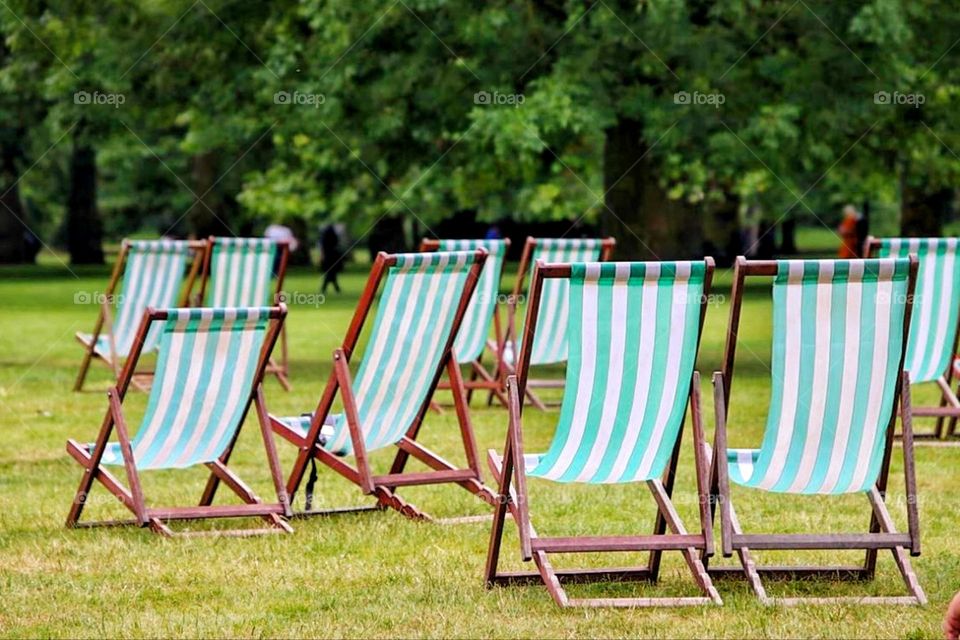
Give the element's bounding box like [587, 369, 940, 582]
[0, 248, 957, 638]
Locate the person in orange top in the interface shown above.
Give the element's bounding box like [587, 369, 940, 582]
[838, 204, 862, 258]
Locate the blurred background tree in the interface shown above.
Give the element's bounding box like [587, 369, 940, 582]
[0, 0, 958, 264]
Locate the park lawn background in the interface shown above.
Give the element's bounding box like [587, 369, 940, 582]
[1, 241, 958, 638]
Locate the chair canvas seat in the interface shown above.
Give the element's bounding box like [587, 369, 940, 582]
[486, 259, 721, 608]
[270, 250, 497, 520]
[199, 237, 291, 390]
[868, 237, 960, 440]
[709, 256, 925, 605]
[526, 262, 704, 484]
[66, 306, 292, 536]
[74, 239, 202, 391]
[502, 237, 615, 410]
[724, 260, 908, 496]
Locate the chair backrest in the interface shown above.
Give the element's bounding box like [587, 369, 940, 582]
[203, 237, 282, 307]
[875, 238, 960, 383]
[522, 238, 613, 365]
[128, 307, 275, 470]
[523, 261, 709, 483]
[324, 251, 485, 455]
[112, 240, 195, 355]
[746, 259, 912, 494]
[433, 239, 507, 363]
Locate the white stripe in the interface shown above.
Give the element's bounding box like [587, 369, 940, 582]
[358, 259, 432, 447]
[132, 312, 193, 463]
[634, 266, 693, 480]
[574, 264, 629, 481]
[372, 254, 452, 448]
[197, 312, 262, 462]
[172, 310, 238, 466]
[737, 450, 754, 481]
[819, 262, 864, 493]
[540, 268, 600, 479]
[922, 239, 957, 380]
[787, 262, 834, 492]
[848, 262, 896, 491]
[910, 239, 935, 379]
[758, 262, 805, 490]
[150, 310, 215, 465]
[604, 263, 661, 482]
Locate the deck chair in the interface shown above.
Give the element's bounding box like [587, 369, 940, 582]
[709, 257, 926, 605]
[865, 237, 960, 440]
[198, 237, 291, 390]
[500, 237, 615, 409]
[420, 238, 510, 407]
[74, 239, 205, 391]
[66, 306, 293, 537]
[270, 250, 497, 520]
[485, 259, 722, 608]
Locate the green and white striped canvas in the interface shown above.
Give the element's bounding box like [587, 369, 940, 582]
[877, 238, 960, 383]
[207, 238, 278, 307]
[522, 261, 705, 483]
[277, 251, 481, 455]
[79, 240, 193, 357]
[727, 259, 911, 495]
[436, 239, 507, 362]
[97, 307, 271, 470]
[526, 238, 607, 365]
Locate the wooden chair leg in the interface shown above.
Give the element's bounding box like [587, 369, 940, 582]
[74, 344, 97, 392]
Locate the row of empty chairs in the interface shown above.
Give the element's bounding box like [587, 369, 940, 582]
[65, 234, 960, 608]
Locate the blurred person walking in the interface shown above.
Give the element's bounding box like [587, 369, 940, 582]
[319, 223, 344, 294]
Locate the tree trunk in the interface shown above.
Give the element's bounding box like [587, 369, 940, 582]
[367, 216, 408, 259]
[702, 194, 742, 267]
[0, 136, 28, 263]
[901, 182, 950, 236]
[66, 142, 104, 264]
[780, 217, 797, 254]
[189, 151, 232, 238]
[602, 118, 702, 259]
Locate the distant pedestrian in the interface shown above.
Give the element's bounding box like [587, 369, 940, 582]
[320, 224, 344, 294]
[838, 204, 862, 258]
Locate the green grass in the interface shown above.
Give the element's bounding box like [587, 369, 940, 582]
[0, 248, 956, 638]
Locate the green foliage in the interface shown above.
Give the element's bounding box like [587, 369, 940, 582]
[2, 0, 960, 243]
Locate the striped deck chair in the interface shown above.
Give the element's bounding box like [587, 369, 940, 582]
[270, 250, 497, 520]
[486, 259, 722, 608]
[866, 237, 960, 439]
[420, 238, 510, 407]
[198, 237, 291, 389]
[66, 306, 292, 537]
[500, 237, 615, 409]
[708, 257, 925, 605]
[74, 239, 205, 392]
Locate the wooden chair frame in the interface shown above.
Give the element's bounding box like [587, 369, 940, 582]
[420, 238, 511, 409]
[66, 305, 293, 537]
[706, 256, 926, 605]
[271, 250, 497, 521]
[498, 237, 616, 410]
[865, 236, 960, 440]
[196, 236, 292, 391]
[73, 239, 206, 392]
[485, 260, 722, 607]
